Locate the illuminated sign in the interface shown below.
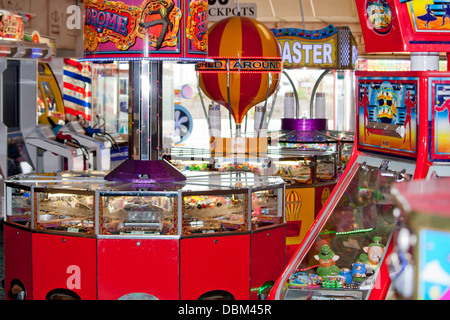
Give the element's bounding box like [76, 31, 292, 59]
[83, 0, 208, 61]
[279, 40, 335, 68]
[196, 59, 282, 73]
[271, 25, 357, 70]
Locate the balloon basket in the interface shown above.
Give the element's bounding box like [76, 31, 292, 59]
[209, 137, 268, 158]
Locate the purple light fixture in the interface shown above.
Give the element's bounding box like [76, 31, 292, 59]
[82, 0, 209, 183]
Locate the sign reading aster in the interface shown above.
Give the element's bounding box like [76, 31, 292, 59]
[271, 26, 357, 70]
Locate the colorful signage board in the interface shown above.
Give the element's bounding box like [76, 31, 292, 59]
[83, 0, 208, 61]
[271, 26, 357, 70]
[0, 10, 24, 41]
[405, 0, 450, 33]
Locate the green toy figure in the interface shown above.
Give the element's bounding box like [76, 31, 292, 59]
[314, 245, 341, 278]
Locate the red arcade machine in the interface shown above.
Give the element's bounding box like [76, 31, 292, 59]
[268, 0, 450, 300]
[388, 178, 450, 300]
[3, 0, 286, 301]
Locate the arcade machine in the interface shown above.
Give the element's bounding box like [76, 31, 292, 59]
[174, 24, 358, 261]
[388, 178, 450, 300]
[3, 0, 286, 300]
[32, 58, 112, 172]
[0, 33, 109, 174]
[268, 0, 450, 300]
[37, 62, 66, 126]
[270, 24, 357, 171]
[266, 25, 357, 258]
[64, 58, 121, 170]
[0, 11, 52, 180]
[29, 89, 108, 173]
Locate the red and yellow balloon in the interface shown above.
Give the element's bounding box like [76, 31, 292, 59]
[286, 190, 302, 222]
[196, 16, 282, 126]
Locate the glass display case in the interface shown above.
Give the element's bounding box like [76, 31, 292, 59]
[323, 130, 355, 170]
[4, 170, 285, 236]
[35, 189, 95, 234]
[269, 149, 337, 185]
[101, 193, 177, 235]
[5, 184, 32, 226]
[170, 145, 337, 185]
[269, 130, 338, 153]
[270, 157, 414, 300]
[168, 139, 338, 260]
[183, 192, 246, 234]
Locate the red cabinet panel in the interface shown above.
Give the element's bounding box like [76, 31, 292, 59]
[32, 233, 97, 300]
[180, 234, 250, 300]
[3, 224, 32, 300]
[250, 226, 286, 300]
[97, 238, 180, 300]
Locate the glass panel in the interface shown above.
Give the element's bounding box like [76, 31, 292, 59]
[284, 163, 412, 300]
[316, 156, 336, 181]
[272, 159, 312, 184]
[252, 189, 282, 229]
[91, 62, 129, 139]
[275, 131, 338, 153]
[7, 187, 31, 226]
[36, 192, 94, 234]
[341, 142, 354, 169]
[172, 159, 211, 172]
[101, 195, 176, 235]
[183, 193, 246, 234]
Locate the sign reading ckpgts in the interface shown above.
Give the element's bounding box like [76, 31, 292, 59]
[208, 0, 257, 21]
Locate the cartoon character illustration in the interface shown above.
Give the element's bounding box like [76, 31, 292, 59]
[417, 4, 437, 27]
[403, 90, 416, 149]
[314, 245, 341, 278]
[376, 81, 397, 124]
[442, 5, 450, 26]
[435, 95, 450, 127]
[140, 0, 175, 50]
[366, 0, 392, 33]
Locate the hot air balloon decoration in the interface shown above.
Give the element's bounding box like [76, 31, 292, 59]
[286, 189, 302, 222]
[196, 16, 282, 137]
[285, 189, 303, 238]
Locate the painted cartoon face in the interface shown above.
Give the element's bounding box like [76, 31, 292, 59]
[366, 0, 392, 34]
[368, 246, 384, 265]
[376, 82, 397, 123]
